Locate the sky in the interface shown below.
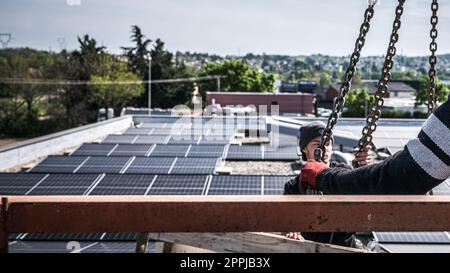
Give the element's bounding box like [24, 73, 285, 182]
[1, 0, 449, 56]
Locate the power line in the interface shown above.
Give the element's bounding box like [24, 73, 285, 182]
[0, 75, 225, 85]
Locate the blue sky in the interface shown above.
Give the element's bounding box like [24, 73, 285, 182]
[1, 0, 449, 56]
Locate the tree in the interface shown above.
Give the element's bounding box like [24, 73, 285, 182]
[89, 55, 143, 114]
[198, 60, 275, 97]
[319, 72, 332, 88]
[343, 88, 374, 118]
[415, 75, 450, 106]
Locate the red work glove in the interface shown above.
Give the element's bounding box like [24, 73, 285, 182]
[300, 161, 328, 189]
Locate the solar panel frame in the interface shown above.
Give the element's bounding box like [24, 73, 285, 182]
[88, 174, 156, 195]
[373, 232, 450, 244]
[263, 145, 299, 160]
[133, 135, 169, 144]
[0, 173, 49, 195]
[75, 156, 131, 174]
[149, 144, 190, 157]
[102, 135, 137, 144]
[187, 145, 226, 158]
[108, 144, 153, 157]
[170, 157, 218, 174]
[125, 157, 175, 174]
[146, 175, 208, 195]
[29, 156, 89, 173]
[71, 144, 116, 156]
[123, 128, 153, 135]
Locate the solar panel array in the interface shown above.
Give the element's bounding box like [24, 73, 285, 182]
[226, 144, 298, 161]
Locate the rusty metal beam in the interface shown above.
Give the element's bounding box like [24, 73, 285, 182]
[2, 195, 450, 236]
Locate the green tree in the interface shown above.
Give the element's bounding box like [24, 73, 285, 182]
[343, 88, 374, 118]
[198, 60, 275, 96]
[89, 55, 143, 114]
[319, 72, 332, 88]
[415, 75, 450, 106]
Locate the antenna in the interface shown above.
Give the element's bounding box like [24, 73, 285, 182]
[0, 33, 12, 49]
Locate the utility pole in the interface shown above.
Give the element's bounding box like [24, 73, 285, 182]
[148, 55, 152, 115]
[0, 33, 12, 49]
[217, 76, 221, 92]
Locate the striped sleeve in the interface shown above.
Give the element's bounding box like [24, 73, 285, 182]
[316, 94, 450, 195]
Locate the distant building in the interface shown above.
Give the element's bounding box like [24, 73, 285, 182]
[206, 92, 315, 115]
[279, 80, 318, 93]
[325, 81, 416, 101]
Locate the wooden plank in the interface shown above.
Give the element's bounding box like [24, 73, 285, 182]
[147, 232, 367, 253]
[3, 195, 450, 233]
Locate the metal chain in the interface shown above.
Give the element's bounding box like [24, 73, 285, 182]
[314, 2, 376, 162]
[353, 0, 405, 167]
[427, 0, 438, 116]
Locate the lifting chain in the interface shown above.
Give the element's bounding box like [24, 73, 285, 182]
[427, 0, 438, 116]
[352, 0, 405, 167]
[314, 0, 376, 162]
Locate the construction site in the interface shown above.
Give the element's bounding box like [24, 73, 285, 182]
[1, 0, 450, 257]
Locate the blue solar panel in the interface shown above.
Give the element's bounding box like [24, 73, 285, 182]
[123, 128, 152, 135]
[226, 145, 262, 160]
[71, 144, 115, 156]
[88, 174, 156, 195]
[102, 135, 137, 144]
[27, 173, 100, 195]
[150, 144, 190, 157]
[207, 175, 262, 195]
[170, 158, 218, 174]
[125, 157, 175, 174]
[108, 144, 153, 157]
[187, 145, 225, 158]
[30, 156, 88, 173]
[147, 175, 208, 195]
[134, 135, 169, 144]
[373, 232, 450, 243]
[75, 156, 131, 174]
[0, 173, 48, 195]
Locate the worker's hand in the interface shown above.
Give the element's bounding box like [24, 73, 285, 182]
[285, 232, 305, 241]
[300, 160, 329, 189]
[353, 145, 374, 166]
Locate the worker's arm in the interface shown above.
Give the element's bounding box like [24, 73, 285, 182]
[301, 94, 450, 195]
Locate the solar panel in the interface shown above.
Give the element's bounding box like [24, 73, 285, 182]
[24, 232, 103, 241]
[123, 128, 152, 135]
[226, 145, 262, 160]
[79, 242, 155, 253]
[150, 128, 176, 135]
[198, 138, 231, 145]
[75, 157, 130, 174]
[170, 158, 218, 174]
[207, 188, 261, 195]
[88, 174, 156, 195]
[27, 173, 100, 195]
[71, 144, 115, 156]
[167, 136, 200, 145]
[209, 175, 261, 189]
[263, 145, 299, 160]
[187, 145, 225, 158]
[30, 156, 88, 173]
[147, 175, 208, 195]
[134, 135, 168, 144]
[138, 123, 168, 129]
[102, 135, 136, 144]
[102, 233, 137, 241]
[263, 176, 292, 190]
[125, 157, 175, 174]
[150, 144, 190, 157]
[9, 241, 94, 253]
[133, 116, 180, 124]
[0, 173, 48, 195]
[373, 232, 450, 243]
[109, 144, 153, 157]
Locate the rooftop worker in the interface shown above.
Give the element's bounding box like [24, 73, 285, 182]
[300, 94, 450, 195]
[283, 121, 374, 248]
